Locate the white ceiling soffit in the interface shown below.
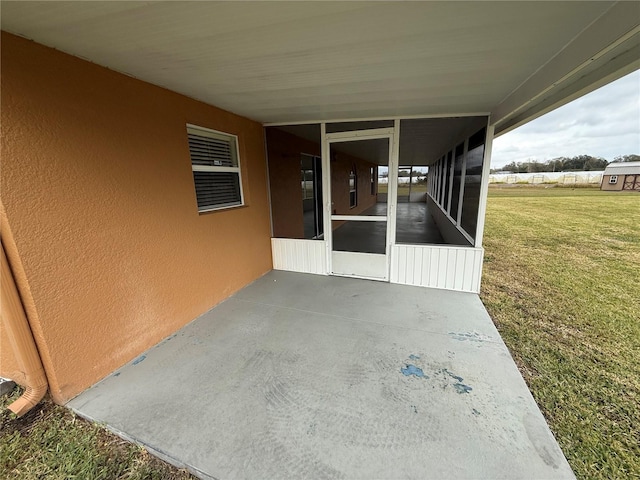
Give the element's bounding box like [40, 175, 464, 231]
[491, 1, 640, 135]
[271, 116, 487, 166]
[2, 1, 638, 129]
[399, 117, 488, 166]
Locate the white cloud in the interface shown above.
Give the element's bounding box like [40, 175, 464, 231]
[491, 70, 640, 168]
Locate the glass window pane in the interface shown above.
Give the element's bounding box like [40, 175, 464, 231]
[443, 151, 452, 212]
[266, 125, 323, 240]
[394, 164, 441, 245]
[370, 167, 376, 195]
[330, 138, 388, 216]
[349, 167, 357, 207]
[450, 143, 464, 222]
[460, 128, 486, 240]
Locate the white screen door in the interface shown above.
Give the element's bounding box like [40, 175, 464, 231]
[324, 129, 395, 280]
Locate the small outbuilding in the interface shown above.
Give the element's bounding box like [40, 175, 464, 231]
[601, 162, 640, 191]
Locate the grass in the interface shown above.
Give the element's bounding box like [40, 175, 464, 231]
[480, 186, 640, 480]
[0, 387, 195, 479]
[2, 184, 637, 478]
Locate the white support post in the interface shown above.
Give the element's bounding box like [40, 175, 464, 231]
[446, 150, 455, 216]
[436, 160, 441, 202]
[321, 122, 332, 274]
[474, 122, 495, 248]
[436, 157, 442, 206]
[387, 119, 401, 269]
[457, 139, 468, 226]
[408, 165, 413, 199]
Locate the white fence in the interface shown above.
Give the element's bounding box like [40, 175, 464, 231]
[489, 171, 603, 185]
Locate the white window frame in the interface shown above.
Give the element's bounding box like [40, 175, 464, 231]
[349, 165, 357, 208]
[609, 175, 618, 184]
[187, 124, 244, 213]
[370, 166, 376, 195]
[301, 154, 315, 201]
[302, 169, 315, 200]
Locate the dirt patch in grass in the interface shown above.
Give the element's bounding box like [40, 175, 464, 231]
[481, 186, 640, 480]
[1, 387, 195, 480]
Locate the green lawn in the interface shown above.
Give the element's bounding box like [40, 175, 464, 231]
[0, 388, 195, 479]
[2, 185, 637, 479]
[480, 186, 640, 480]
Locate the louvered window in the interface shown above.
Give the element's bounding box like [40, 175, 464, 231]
[187, 124, 244, 212]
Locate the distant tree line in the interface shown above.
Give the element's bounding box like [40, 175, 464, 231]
[491, 154, 639, 174]
[614, 154, 640, 163]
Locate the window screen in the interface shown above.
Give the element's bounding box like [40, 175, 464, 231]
[460, 128, 486, 239]
[450, 143, 465, 222]
[187, 125, 243, 212]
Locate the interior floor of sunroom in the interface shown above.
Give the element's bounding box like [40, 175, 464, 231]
[332, 201, 448, 254]
[68, 271, 574, 480]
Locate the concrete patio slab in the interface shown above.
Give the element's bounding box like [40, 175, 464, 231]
[68, 271, 574, 479]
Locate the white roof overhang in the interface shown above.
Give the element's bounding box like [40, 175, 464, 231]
[2, 1, 638, 134]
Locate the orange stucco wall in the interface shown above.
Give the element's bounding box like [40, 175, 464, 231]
[330, 157, 377, 217]
[266, 127, 378, 237]
[0, 32, 273, 403]
[266, 128, 321, 239]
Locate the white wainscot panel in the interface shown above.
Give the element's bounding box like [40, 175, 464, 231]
[391, 245, 484, 293]
[332, 251, 387, 280]
[271, 238, 327, 275]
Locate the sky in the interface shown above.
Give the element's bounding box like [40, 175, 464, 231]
[491, 70, 640, 168]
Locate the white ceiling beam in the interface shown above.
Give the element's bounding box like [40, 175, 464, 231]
[264, 112, 490, 127]
[491, 1, 640, 133]
[495, 41, 640, 136]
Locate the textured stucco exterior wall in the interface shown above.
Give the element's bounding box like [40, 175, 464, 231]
[0, 32, 273, 402]
[330, 156, 377, 217]
[266, 128, 321, 239]
[266, 127, 378, 237]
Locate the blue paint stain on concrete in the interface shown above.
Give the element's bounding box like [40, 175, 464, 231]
[443, 369, 464, 382]
[132, 355, 146, 365]
[401, 364, 426, 378]
[409, 354, 420, 360]
[454, 382, 473, 394]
